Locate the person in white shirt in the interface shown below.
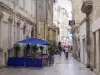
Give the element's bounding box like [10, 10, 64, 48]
[64, 46, 68, 58]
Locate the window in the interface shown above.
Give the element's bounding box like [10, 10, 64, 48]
[8, 20, 12, 49]
[25, 0, 32, 14]
[31, 0, 36, 17]
[31, 27, 34, 37]
[17, 21, 20, 41]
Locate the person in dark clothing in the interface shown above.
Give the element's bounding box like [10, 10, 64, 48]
[59, 47, 62, 56]
[58, 42, 62, 56]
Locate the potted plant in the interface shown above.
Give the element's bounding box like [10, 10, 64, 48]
[48, 46, 55, 65]
[13, 44, 21, 57]
[48, 46, 55, 54]
[39, 46, 44, 55]
[30, 45, 39, 65]
[30, 45, 39, 59]
[48, 45, 52, 53]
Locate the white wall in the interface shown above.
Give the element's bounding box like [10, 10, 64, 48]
[80, 22, 87, 64]
[92, 17, 100, 32]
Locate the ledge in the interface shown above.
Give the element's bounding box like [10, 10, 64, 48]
[81, 1, 93, 13]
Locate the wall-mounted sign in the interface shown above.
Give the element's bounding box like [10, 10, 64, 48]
[69, 20, 75, 25]
[68, 32, 72, 35]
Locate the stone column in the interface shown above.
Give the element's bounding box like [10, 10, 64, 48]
[86, 13, 91, 68]
[81, 0, 93, 68]
[96, 30, 100, 75]
[90, 32, 94, 71]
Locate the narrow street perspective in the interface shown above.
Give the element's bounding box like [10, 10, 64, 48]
[0, 53, 95, 75]
[0, 0, 100, 75]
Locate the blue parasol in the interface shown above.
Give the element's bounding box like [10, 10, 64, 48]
[18, 38, 49, 45]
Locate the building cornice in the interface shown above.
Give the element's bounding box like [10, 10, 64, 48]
[81, 0, 93, 14]
[0, 2, 14, 15]
[16, 13, 35, 26]
[0, 2, 35, 26]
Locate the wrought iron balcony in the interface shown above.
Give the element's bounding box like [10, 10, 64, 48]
[81, 0, 93, 13]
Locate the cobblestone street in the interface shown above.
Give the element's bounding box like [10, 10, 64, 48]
[0, 53, 96, 75]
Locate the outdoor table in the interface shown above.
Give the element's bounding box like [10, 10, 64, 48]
[42, 55, 49, 66]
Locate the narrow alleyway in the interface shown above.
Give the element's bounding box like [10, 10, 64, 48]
[0, 53, 95, 75]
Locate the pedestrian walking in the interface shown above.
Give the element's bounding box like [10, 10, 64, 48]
[59, 47, 62, 56]
[58, 42, 62, 56]
[64, 46, 68, 58]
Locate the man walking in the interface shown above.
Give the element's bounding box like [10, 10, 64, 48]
[65, 46, 68, 58]
[58, 42, 62, 56]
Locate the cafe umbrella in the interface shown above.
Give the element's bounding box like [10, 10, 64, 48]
[17, 38, 49, 45]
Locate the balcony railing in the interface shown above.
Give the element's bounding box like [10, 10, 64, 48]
[81, 0, 93, 13]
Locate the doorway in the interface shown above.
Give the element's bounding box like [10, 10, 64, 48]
[94, 32, 96, 69]
[83, 39, 87, 64]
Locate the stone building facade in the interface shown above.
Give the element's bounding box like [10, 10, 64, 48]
[72, 0, 100, 74]
[53, 5, 70, 46]
[71, 0, 86, 62]
[36, 0, 54, 40]
[48, 25, 59, 44]
[36, 0, 56, 44]
[0, 0, 36, 67]
[0, 0, 56, 68]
